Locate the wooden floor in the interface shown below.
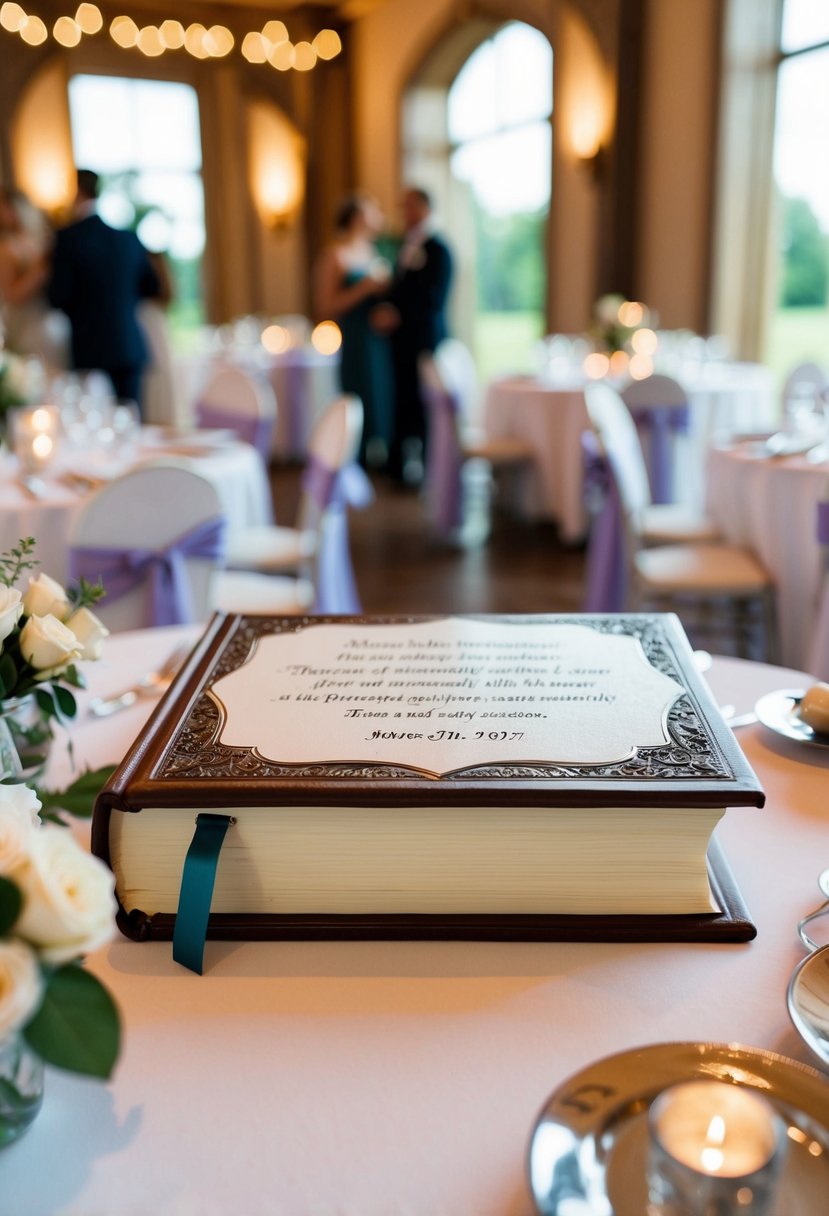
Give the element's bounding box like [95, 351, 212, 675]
[269, 463, 770, 660]
[270, 464, 587, 616]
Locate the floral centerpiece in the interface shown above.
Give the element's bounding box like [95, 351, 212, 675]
[0, 538, 109, 776]
[0, 781, 120, 1143]
[0, 352, 44, 442]
[591, 293, 651, 354]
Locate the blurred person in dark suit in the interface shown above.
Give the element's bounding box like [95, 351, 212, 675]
[376, 187, 453, 485]
[49, 169, 160, 408]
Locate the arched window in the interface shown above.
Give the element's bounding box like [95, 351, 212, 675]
[403, 20, 552, 380]
[447, 22, 552, 377]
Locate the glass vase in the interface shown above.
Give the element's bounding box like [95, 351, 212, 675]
[0, 695, 53, 782]
[0, 1033, 44, 1148]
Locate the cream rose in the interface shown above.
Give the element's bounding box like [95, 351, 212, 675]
[23, 573, 70, 622]
[0, 939, 42, 1037]
[0, 784, 41, 876]
[65, 606, 109, 661]
[0, 586, 22, 643]
[14, 827, 117, 964]
[19, 614, 82, 672]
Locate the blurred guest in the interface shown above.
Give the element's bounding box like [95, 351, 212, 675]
[0, 186, 68, 369]
[49, 168, 160, 410]
[380, 187, 453, 485]
[138, 248, 180, 427]
[314, 192, 393, 467]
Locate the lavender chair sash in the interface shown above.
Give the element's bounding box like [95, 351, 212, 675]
[628, 402, 690, 505]
[581, 431, 628, 613]
[422, 384, 463, 535]
[302, 456, 374, 614]
[809, 500, 829, 680]
[195, 403, 274, 463]
[68, 516, 227, 627]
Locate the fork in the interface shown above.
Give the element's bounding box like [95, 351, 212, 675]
[88, 643, 191, 717]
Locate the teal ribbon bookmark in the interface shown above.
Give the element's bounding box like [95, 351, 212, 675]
[173, 813, 234, 975]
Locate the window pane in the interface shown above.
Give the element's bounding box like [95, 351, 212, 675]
[447, 40, 497, 143]
[774, 47, 829, 234]
[495, 23, 553, 127]
[781, 0, 829, 53]
[451, 121, 551, 215]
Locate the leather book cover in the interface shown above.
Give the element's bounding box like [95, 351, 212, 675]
[93, 612, 762, 943]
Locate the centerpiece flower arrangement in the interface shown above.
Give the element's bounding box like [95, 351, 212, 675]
[591, 293, 651, 354]
[0, 538, 109, 776]
[0, 351, 44, 442]
[0, 539, 119, 1143]
[0, 781, 120, 1142]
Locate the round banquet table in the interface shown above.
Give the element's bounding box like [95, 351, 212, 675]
[3, 626, 829, 1216]
[706, 442, 828, 674]
[0, 433, 273, 585]
[483, 361, 775, 541]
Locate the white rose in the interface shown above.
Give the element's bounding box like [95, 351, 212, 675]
[19, 614, 82, 672]
[0, 784, 41, 876]
[64, 606, 109, 661]
[0, 586, 22, 643]
[14, 826, 117, 964]
[23, 573, 71, 622]
[0, 939, 43, 1037]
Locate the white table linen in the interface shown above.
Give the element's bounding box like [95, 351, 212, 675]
[3, 627, 828, 1215]
[484, 362, 775, 541]
[706, 443, 828, 673]
[0, 435, 273, 585]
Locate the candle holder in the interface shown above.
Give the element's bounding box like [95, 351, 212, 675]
[11, 404, 61, 474]
[647, 1080, 787, 1216]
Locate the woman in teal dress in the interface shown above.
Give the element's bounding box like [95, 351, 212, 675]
[314, 194, 393, 468]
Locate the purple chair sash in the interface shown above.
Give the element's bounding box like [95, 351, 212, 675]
[810, 500, 829, 680]
[581, 431, 628, 613]
[196, 403, 274, 463]
[302, 456, 374, 614]
[628, 402, 690, 505]
[69, 516, 227, 627]
[422, 384, 463, 535]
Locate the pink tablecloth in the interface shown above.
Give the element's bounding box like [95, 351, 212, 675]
[5, 628, 828, 1215]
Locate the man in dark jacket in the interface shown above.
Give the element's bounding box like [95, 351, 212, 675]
[49, 168, 160, 409]
[385, 187, 453, 484]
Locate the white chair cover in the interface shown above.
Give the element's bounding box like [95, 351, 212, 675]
[808, 479, 829, 680]
[67, 464, 226, 632]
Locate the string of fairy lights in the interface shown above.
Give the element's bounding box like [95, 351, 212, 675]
[0, 3, 342, 70]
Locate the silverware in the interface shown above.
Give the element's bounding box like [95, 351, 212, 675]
[787, 870, 829, 1070]
[718, 704, 758, 729]
[88, 642, 191, 717]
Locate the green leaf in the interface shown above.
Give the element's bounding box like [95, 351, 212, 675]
[61, 665, 87, 690]
[24, 965, 121, 1079]
[0, 653, 18, 697]
[0, 876, 22, 935]
[36, 765, 117, 820]
[34, 687, 57, 719]
[52, 685, 77, 721]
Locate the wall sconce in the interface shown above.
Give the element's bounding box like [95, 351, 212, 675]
[248, 100, 305, 234]
[571, 107, 607, 182]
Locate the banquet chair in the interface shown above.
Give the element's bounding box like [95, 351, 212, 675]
[67, 465, 312, 632]
[222, 394, 371, 614]
[620, 373, 690, 504]
[194, 364, 276, 463]
[782, 361, 829, 422]
[808, 477, 829, 680]
[583, 382, 775, 657]
[419, 340, 533, 544]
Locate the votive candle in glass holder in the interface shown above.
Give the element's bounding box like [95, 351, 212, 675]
[12, 404, 61, 473]
[647, 1080, 787, 1216]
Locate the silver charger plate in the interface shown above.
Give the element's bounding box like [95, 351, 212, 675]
[528, 1042, 829, 1215]
[755, 689, 829, 750]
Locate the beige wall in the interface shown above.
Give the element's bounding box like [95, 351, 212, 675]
[637, 0, 720, 332]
